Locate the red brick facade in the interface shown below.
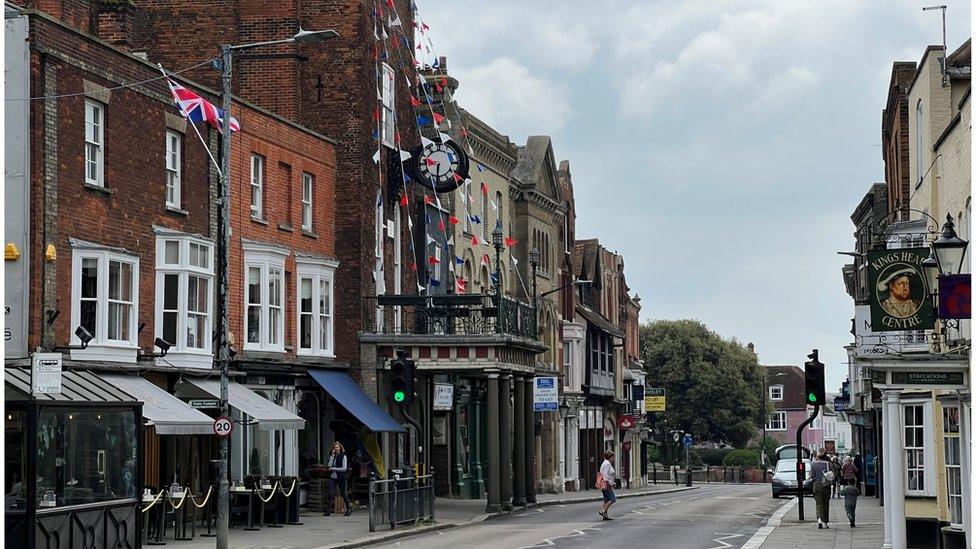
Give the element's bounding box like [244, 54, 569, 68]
[882, 62, 917, 220]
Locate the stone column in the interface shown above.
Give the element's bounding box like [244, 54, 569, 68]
[525, 379, 537, 503]
[881, 395, 892, 549]
[499, 375, 513, 509]
[486, 374, 501, 513]
[513, 376, 526, 506]
[884, 390, 906, 549]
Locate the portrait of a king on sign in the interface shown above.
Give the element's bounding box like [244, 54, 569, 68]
[867, 248, 934, 332]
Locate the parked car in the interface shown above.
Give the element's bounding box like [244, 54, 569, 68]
[770, 458, 812, 498]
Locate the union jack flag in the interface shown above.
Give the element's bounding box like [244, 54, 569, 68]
[166, 77, 240, 133]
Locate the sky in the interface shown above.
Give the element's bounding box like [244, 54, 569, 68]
[421, 0, 971, 390]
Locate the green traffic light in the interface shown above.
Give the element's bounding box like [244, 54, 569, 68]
[808, 393, 817, 403]
[394, 391, 406, 403]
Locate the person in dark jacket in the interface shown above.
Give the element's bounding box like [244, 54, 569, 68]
[841, 477, 861, 527]
[811, 448, 832, 528]
[323, 442, 351, 516]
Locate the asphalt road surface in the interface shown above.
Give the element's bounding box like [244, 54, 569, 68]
[373, 484, 785, 549]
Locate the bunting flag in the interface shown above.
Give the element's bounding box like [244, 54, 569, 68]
[511, 255, 518, 267]
[428, 255, 440, 265]
[456, 277, 467, 293]
[481, 253, 490, 266]
[449, 215, 460, 225]
[410, 262, 418, 272]
[476, 163, 486, 173]
[423, 194, 434, 205]
[417, 115, 432, 125]
[437, 219, 446, 232]
[490, 199, 498, 211]
[417, 282, 426, 292]
[429, 277, 440, 287]
[481, 181, 489, 195]
[471, 234, 480, 246]
[490, 272, 498, 284]
[504, 237, 518, 248]
[432, 112, 445, 125]
[455, 256, 465, 266]
[452, 173, 463, 184]
[410, 95, 422, 107]
[426, 233, 435, 245]
[469, 214, 481, 224]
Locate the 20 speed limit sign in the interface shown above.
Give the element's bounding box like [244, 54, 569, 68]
[213, 416, 234, 437]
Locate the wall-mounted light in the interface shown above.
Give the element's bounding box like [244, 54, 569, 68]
[45, 244, 57, 262]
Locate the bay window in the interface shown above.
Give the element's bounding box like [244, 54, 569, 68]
[296, 257, 338, 357]
[71, 244, 139, 362]
[243, 243, 288, 352]
[155, 233, 214, 367]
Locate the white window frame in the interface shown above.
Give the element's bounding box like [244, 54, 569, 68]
[154, 234, 214, 368]
[251, 154, 265, 218]
[243, 243, 288, 352]
[296, 258, 339, 357]
[766, 411, 787, 431]
[903, 400, 936, 497]
[85, 100, 105, 187]
[301, 172, 314, 231]
[381, 63, 395, 147]
[943, 404, 963, 526]
[915, 100, 924, 185]
[769, 385, 783, 401]
[70, 246, 139, 362]
[165, 130, 182, 208]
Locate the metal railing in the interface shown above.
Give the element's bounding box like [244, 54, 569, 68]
[362, 294, 537, 340]
[367, 473, 435, 532]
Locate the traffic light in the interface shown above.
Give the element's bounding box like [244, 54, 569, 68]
[804, 349, 825, 406]
[390, 351, 415, 405]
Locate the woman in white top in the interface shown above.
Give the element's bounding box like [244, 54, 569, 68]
[599, 451, 617, 520]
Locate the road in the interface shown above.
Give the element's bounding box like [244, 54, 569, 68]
[372, 484, 785, 549]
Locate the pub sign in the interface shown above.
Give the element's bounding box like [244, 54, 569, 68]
[867, 248, 934, 332]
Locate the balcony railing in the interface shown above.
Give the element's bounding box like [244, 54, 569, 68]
[362, 294, 537, 340]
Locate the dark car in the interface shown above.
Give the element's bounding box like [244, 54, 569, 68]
[770, 458, 812, 498]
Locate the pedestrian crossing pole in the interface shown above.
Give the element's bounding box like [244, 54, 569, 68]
[795, 404, 820, 521]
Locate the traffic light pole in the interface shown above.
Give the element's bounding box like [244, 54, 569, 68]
[796, 404, 820, 521]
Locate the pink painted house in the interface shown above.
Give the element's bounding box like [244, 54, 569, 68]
[764, 365, 825, 451]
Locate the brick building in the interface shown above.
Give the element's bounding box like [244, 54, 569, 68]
[882, 61, 917, 221]
[762, 365, 824, 450]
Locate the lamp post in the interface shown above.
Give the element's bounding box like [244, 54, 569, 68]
[922, 214, 969, 347]
[529, 248, 540, 309]
[215, 28, 338, 549]
[558, 398, 571, 487]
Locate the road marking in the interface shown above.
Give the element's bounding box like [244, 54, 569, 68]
[740, 496, 798, 549]
[708, 532, 744, 549]
[537, 508, 545, 512]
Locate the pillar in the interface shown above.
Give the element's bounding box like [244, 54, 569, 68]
[881, 393, 892, 549]
[524, 379, 536, 503]
[885, 390, 906, 549]
[959, 394, 971, 549]
[499, 375, 513, 509]
[513, 377, 526, 506]
[486, 374, 501, 513]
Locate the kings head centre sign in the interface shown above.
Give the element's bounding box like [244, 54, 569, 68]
[868, 248, 934, 332]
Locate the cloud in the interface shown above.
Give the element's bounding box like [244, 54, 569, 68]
[451, 58, 572, 139]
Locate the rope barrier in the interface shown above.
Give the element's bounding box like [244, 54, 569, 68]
[140, 490, 165, 513]
[168, 489, 189, 511]
[256, 481, 279, 503]
[278, 478, 298, 498]
[190, 486, 214, 509]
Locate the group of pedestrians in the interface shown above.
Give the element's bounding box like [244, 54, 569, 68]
[811, 448, 861, 529]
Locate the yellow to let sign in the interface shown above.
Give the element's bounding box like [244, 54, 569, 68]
[645, 396, 666, 412]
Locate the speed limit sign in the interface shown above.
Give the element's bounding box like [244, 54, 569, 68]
[213, 416, 233, 437]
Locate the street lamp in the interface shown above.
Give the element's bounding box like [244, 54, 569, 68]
[558, 398, 571, 486]
[529, 248, 540, 306]
[932, 214, 969, 276]
[922, 247, 940, 302]
[492, 222, 503, 296]
[215, 27, 338, 549]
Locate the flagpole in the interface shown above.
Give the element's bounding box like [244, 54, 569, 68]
[157, 64, 223, 177]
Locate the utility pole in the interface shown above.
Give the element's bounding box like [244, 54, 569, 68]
[922, 5, 948, 86]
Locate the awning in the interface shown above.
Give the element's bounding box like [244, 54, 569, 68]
[99, 374, 214, 435]
[309, 369, 405, 433]
[178, 379, 305, 431]
[5, 367, 138, 404]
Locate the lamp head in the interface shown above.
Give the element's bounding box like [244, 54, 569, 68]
[74, 326, 93, 346]
[292, 29, 340, 44]
[529, 248, 540, 267]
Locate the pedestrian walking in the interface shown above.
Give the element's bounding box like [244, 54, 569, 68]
[811, 448, 833, 528]
[841, 477, 861, 527]
[830, 456, 843, 498]
[323, 442, 352, 517]
[841, 456, 858, 484]
[597, 451, 617, 520]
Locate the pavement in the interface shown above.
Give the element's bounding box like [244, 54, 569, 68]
[169, 481, 700, 548]
[748, 492, 885, 549]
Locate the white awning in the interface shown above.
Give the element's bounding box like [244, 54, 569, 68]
[99, 374, 214, 435]
[179, 379, 305, 431]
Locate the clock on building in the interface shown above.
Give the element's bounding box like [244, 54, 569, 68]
[409, 138, 470, 192]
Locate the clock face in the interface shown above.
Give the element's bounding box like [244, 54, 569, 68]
[411, 139, 470, 192]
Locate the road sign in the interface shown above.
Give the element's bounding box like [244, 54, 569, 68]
[533, 376, 558, 411]
[189, 399, 220, 409]
[31, 353, 62, 395]
[644, 387, 666, 412]
[213, 416, 233, 437]
[682, 434, 693, 447]
[432, 383, 454, 411]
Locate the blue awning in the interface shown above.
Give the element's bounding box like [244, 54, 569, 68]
[309, 370, 405, 433]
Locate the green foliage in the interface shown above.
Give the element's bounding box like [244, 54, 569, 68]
[687, 449, 703, 467]
[698, 448, 735, 466]
[639, 319, 766, 447]
[722, 449, 761, 467]
[646, 445, 663, 464]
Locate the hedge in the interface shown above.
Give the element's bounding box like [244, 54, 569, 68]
[722, 449, 761, 468]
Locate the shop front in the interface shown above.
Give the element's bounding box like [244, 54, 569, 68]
[5, 368, 143, 548]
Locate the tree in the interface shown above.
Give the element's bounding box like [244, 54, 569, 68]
[640, 319, 766, 448]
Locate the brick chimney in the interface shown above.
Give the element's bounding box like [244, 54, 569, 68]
[95, 0, 141, 50]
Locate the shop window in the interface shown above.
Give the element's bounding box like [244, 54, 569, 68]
[943, 405, 962, 525]
[296, 258, 337, 357]
[6, 411, 26, 512]
[35, 409, 137, 507]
